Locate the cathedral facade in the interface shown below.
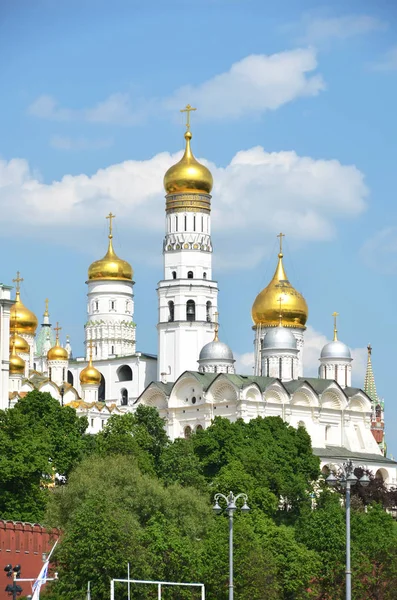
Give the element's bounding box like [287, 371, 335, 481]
[2, 107, 395, 484]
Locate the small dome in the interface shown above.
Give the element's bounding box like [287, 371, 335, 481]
[321, 340, 351, 360]
[263, 326, 297, 350]
[88, 236, 133, 282]
[164, 130, 213, 195]
[47, 335, 68, 361]
[252, 252, 308, 329]
[80, 360, 101, 386]
[10, 291, 38, 335]
[9, 333, 29, 354]
[199, 339, 234, 362]
[9, 351, 25, 375]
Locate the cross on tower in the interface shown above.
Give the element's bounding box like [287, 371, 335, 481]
[278, 296, 284, 325]
[13, 271, 23, 293]
[277, 232, 285, 254]
[180, 104, 197, 130]
[87, 339, 95, 361]
[54, 322, 61, 340]
[214, 311, 219, 340]
[367, 343, 372, 356]
[332, 311, 339, 341]
[106, 212, 116, 238]
[44, 298, 49, 315]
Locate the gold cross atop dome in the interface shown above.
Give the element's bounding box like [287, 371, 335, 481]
[54, 322, 61, 339]
[87, 339, 94, 360]
[278, 296, 283, 325]
[277, 232, 285, 256]
[13, 271, 24, 293]
[332, 311, 339, 341]
[106, 212, 116, 238]
[44, 298, 49, 317]
[180, 104, 197, 131]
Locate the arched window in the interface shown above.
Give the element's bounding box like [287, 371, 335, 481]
[206, 301, 212, 322]
[196, 424, 203, 432]
[117, 365, 133, 382]
[94, 301, 99, 312]
[187, 271, 193, 279]
[186, 300, 195, 322]
[120, 388, 128, 406]
[168, 301, 175, 322]
[175, 215, 178, 231]
[203, 272, 207, 279]
[172, 271, 177, 279]
[375, 404, 382, 418]
[67, 370, 74, 386]
[99, 374, 106, 401]
[184, 426, 192, 439]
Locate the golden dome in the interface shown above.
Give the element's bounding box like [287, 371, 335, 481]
[80, 357, 101, 386]
[164, 130, 213, 195]
[47, 325, 68, 361]
[10, 277, 38, 335]
[9, 336, 25, 375]
[252, 249, 308, 329]
[88, 213, 133, 282]
[9, 333, 30, 354]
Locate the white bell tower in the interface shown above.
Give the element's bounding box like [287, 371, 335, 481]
[157, 105, 218, 382]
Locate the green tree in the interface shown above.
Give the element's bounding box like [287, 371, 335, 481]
[0, 390, 87, 521]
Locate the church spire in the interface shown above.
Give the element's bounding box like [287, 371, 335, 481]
[364, 344, 378, 403]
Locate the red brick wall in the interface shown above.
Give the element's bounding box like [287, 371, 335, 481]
[0, 521, 60, 600]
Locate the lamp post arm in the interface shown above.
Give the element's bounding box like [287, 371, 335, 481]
[214, 493, 229, 505]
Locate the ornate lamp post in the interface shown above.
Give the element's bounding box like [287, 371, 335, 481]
[59, 383, 65, 407]
[213, 491, 250, 600]
[326, 460, 370, 600]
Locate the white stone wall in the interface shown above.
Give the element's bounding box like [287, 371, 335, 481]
[86, 279, 135, 360]
[254, 325, 305, 378]
[319, 361, 352, 388]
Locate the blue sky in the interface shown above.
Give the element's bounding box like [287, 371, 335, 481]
[1, 0, 397, 454]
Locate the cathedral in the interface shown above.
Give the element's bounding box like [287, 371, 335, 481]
[1, 106, 395, 482]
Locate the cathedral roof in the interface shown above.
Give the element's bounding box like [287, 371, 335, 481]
[88, 214, 133, 282]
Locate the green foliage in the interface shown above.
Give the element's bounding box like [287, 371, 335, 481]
[0, 390, 87, 521]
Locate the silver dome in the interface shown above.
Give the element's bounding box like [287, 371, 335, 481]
[263, 326, 297, 350]
[199, 340, 234, 361]
[320, 340, 351, 360]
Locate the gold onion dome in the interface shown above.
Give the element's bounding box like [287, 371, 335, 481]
[88, 213, 133, 282]
[252, 236, 308, 329]
[164, 105, 213, 195]
[47, 324, 68, 361]
[10, 273, 38, 335]
[9, 336, 25, 375]
[80, 351, 101, 386]
[9, 333, 29, 354]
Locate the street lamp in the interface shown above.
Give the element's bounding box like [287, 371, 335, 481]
[326, 460, 369, 600]
[213, 491, 250, 600]
[59, 383, 65, 407]
[4, 564, 22, 599]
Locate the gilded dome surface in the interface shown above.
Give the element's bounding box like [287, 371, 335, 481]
[9, 351, 25, 375]
[252, 252, 308, 329]
[164, 131, 213, 195]
[10, 292, 38, 335]
[80, 360, 101, 385]
[47, 335, 68, 361]
[9, 333, 30, 354]
[88, 217, 133, 283]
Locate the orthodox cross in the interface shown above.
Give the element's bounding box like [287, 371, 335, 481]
[332, 311, 339, 341]
[54, 322, 61, 341]
[278, 296, 283, 325]
[277, 232, 285, 254]
[106, 212, 116, 237]
[87, 339, 94, 360]
[180, 104, 197, 131]
[44, 298, 49, 315]
[13, 271, 23, 293]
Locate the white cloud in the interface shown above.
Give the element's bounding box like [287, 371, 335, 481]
[27, 48, 324, 125]
[296, 14, 386, 44]
[0, 146, 368, 259]
[165, 49, 325, 119]
[360, 227, 397, 274]
[50, 136, 113, 150]
[370, 46, 397, 72]
[234, 325, 367, 386]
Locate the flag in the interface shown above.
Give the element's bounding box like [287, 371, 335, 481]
[31, 560, 49, 600]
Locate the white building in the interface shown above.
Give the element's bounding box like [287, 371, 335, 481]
[3, 107, 396, 483]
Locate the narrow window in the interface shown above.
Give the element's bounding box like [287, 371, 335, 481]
[266, 358, 270, 377]
[335, 365, 338, 380]
[111, 345, 114, 355]
[63, 368, 66, 381]
[110, 300, 116, 310]
[186, 300, 195, 321]
[101, 420, 105, 429]
[206, 301, 212, 322]
[345, 366, 348, 387]
[91, 418, 94, 427]
[193, 216, 196, 231]
[325, 425, 330, 442]
[291, 359, 294, 380]
[187, 271, 193, 279]
[201, 215, 204, 232]
[172, 271, 176, 279]
[203, 272, 207, 279]
[49, 367, 52, 381]
[184, 215, 187, 231]
[279, 357, 282, 379]
[95, 301, 99, 311]
[175, 215, 178, 231]
[184, 426, 192, 439]
[168, 301, 175, 322]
